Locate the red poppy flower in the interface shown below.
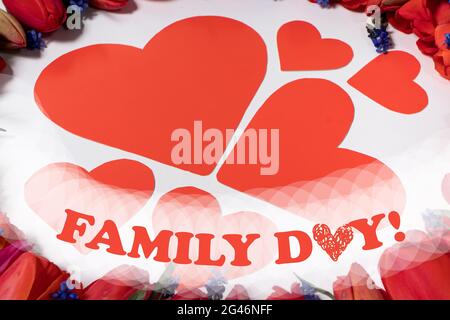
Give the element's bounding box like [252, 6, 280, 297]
[432, 23, 450, 79]
[392, 0, 450, 53]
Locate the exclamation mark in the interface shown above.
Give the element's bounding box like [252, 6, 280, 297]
[388, 211, 405, 242]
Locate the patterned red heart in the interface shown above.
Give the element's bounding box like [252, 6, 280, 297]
[152, 187, 277, 288]
[277, 21, 353, 70]
[312, 223, 353, 261]
[217, 78, 406, 227]
[25, 159, 154, 253]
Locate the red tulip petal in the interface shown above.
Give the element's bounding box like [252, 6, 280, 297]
[89, 0, 128, 11]
[435, 24, 450, 49]
[0, 241, 30, 276]
[0, 252, 67, 300]
[380, 231, 450, 299]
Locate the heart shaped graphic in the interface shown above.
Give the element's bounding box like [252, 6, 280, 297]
[217, 78, 405, 227]
[348, 51, 428, 114]
[34, 16, 267, 175]
[312, 224, 353, 261]
[25, 159, 154, 253]
[152, 187, 277, 288]
[277, 21, 353, 71]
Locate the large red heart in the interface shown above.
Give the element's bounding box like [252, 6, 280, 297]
[348, 51, 428, 114]
[34, 16, 267, 175]
[277, 21, 353, 71]
[312, 224, 353, 261]
[152, 187, 277, 288]
[25, 159, 154, 253]
[217, 78, 406, 227]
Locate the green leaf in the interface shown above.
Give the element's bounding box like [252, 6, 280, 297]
[128, 290, 147, 300]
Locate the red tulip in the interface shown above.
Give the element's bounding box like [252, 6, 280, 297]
[89, 0, 128, 11]
[226, 285, 250, 300]
[392, 0, 450, 52]
[0, 241, 30, 276]
[3, 0, 66, 33]
[267, 283, 305, 300]
[333, 263, 387, 300]
[0, 252, 69, 300]
[379, 230, 450, 299]
[80, 265, 149, 300]
[433, 50, 450, 80]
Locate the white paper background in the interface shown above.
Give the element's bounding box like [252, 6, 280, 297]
[0, 0, 449, 298]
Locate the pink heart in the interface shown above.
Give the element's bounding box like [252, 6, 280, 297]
[25, 159, 154, 253]
[152, 187, 277, 288]
[277, 21, 353, 70]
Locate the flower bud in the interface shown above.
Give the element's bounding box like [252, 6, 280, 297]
[0, 9, 26, 49]
[3, 0, 66, 33]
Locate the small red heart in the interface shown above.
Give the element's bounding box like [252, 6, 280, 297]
[25, 159, 154, 253]
[312, 224, 353, 261]
[277, 21, 353, 71]
[152, 187, 277, 288]
[348, 51, 428, 114]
